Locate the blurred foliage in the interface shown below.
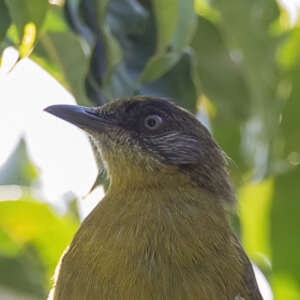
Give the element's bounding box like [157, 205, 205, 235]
[1, 0, 300, 299]
[0, 138, 39, 187]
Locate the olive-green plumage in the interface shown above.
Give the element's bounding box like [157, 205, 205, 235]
[45, 96, 262, 300]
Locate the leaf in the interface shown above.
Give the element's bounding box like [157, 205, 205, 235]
[0, 227, 20, 256]
[64, 0, 94, 44]
[4, 0, 49, 59]
[140, 53, 180, 84]
[210, 0, 281, 177]
[43, 5, 69, 33]
[277, 28, 300, 71]
[140, 52, 198, 113]
[277, 29, 300, 159]
[0, 199, 79, 283]
[272, 273, 300, 300]
[270, 166, 300, 298]
[238, 179, 273, 264]
[34, 31, 91, 106]
[98, 0, 197, 106]
[212, 118, 247, 182]
[92, 0, 154, 100]
[96, 0, 123, 75]
[0, 250, 46, 298]
[189, 16, 252, 174]
[141, 0, 197, 82]
[153, 0, 178, 52]
[18, 22, 37, 58]
[4, 0, 49, 40]
[74, 0, 147, 104]
[0, 138, 39, 187]
[195, 0, 220, 22]
[0, 0, 11, 44]
[280, 67, 300, 157]
[191, 16, 250, 120]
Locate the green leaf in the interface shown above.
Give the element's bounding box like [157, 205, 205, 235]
[0, 199, 79, 283]
[272, 273, 300, 300]
[170, 0, 197, 52]
[271, 166, 300, 298]
[212, 118, 247, 181]
[141, 52, 198, 113]
[99, 0, 197, 106]
[195, 0, 220, 22]
[95, 0, 154, 99]
[96, 0, 109, 21]
[4, 0, 49, 40]
[191, 16, 250, 120]
[153, 0, 178, 52]
[280, 67, 300, 157]
[210, 0, 281, 176]
[277, 29, 300, 71]
[96, 0, 122, 74]
[190, 16, 252, 174]
[238, 179, 273, 263]
[0, 227, 20, 256]
[278, 29, 300, 159]
[75, 0, 148, 103]
[141, 0, 197, 82]
[0, 0, 11, 44]
[140, 53, 180, 83]
[43, 5, 69, 33]
[0, 138, 39, 187]
[0, 250, 47, 298]
[34, 31, 90, 106]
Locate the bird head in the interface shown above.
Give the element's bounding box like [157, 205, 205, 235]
[45, 96, 234, 204]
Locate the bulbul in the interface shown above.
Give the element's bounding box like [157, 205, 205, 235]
[45, 96, 263, 300]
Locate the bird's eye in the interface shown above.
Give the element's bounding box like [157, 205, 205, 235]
[144, 114, 163, 130]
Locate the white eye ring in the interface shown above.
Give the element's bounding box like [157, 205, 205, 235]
[144, 114, 163, 130]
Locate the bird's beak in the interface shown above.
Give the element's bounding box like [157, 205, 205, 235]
[44, 104, 112, 131]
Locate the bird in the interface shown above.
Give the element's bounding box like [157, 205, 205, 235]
[45, 96, 263, 300]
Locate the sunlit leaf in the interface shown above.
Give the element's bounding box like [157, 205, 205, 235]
[0, 199, 79, 281]
[272, 272, 300, 300]
[238, 179, 273, 264]
[271, 166, 300, 297]
[19, 22, 36, 58]
[4, 0, 48, 40]
[0, 228, 20, 256]
[43, 5, 69, 33]
[194, 0, 220, 22]
[277, 29, 300, 70]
